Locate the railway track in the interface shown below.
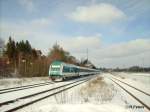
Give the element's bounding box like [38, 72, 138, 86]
[111, 72, 150, 77]
[107, 76, 150, 111]
[0, 81, 55, 94]
[0, 75, 96, 112]
[110, 76, 150, 96]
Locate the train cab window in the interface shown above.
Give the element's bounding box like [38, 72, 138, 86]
[51, 67, 60, 71]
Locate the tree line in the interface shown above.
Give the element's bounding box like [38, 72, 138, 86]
[0, 37, 95, 78]
[113, 66, 150, 72]
[0, 37, 47, 77]
[99, 66, 150, 72]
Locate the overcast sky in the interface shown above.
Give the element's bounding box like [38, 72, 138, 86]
[0, 0, 150, 68]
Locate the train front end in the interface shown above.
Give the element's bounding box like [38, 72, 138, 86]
[49, 61, 63, 81]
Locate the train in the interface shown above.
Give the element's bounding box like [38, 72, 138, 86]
[49, 60, 100, 81]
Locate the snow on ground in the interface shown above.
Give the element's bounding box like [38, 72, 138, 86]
[0, 76, 91, 110]
[111, 72, 150, 94]
[32, 103, 129, 112]
[1, 73, 149, 112]
[15, 74, 131, 112]
[0, 77, 50, 89]
[105, 72, 150, 112]
[112, 72, 150, 85]
[0, 80, 64, 104]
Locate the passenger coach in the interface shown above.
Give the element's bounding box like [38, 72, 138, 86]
[49, 60, 100, 81]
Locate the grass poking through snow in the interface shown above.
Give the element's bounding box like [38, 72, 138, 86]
[54, 76, 116, 104]
[80, 76, 116, 103]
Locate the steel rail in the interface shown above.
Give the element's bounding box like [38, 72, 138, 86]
[0, 81, 53, 92]
[2, 76, 92, 112]
[108, 78, 150, 111]
[0, 76, 92, 106]
[0, 81, 55, 94]
[110, 73, 150, 96]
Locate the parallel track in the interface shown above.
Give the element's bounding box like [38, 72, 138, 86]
[0, 75, 95, 112]
[107, 77, 150, 111]
[110, 76, 150, 96]
[0, 81, 55, 94]
[0, 77, 86, 106]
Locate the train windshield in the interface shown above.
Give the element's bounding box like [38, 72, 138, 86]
[51, 65, 61, 71]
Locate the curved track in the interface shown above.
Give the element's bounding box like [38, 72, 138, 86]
[110, 76, 150, 96]
[107, 76, 150, 111]
[0, 75, 96, 112]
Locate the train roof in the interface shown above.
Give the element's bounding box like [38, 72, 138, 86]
[51, 60, 100, 71]
[51, 60, 62, 65]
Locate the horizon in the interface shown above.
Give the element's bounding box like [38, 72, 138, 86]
[0, 0, 150, 68]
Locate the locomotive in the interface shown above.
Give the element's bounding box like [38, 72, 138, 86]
[49, 60, 100, 81]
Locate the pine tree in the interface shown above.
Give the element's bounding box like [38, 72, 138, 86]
[0, 38, 4, 57]
[6, 37, 17, 62]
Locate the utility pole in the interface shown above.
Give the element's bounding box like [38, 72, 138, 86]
[142, 58, 144, 72]
[86, 48, 88, 62]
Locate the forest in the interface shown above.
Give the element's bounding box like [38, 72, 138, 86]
[0, 37, 95, 78]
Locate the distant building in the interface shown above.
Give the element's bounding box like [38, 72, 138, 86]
[36, 50, 42, 58]
[81, 59, 96, 69]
